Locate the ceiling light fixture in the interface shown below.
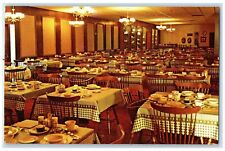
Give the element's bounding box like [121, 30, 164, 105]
[166, 25, 176, 32]
[72, 6, 94, 18]
[69, 6, 94, 27]
[156, 24, 167, 30]
[69, 14, 84, 27]
[119, 10, 135, 26]
[5, 6, 25, 24]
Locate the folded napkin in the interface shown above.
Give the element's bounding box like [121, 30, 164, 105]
[13, 120, 38, 128]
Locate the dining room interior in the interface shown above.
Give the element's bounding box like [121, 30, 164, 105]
[3, 4, 220, 145]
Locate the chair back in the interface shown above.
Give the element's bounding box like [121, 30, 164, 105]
[94, 75, 120, 88]
[175, 81, 211, 94]
[150, 102, 201, 144]
[122, 85, 144, 105]
[108, 72, 130, 89]
[144, 75, 173, 93]
[164, 67, 184, 74]
[111, 124, 125, 144]
[69, 77, 94, 87]
[47, 95, 80, 123]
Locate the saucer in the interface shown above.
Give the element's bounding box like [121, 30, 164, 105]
[18, 135, 38, 144]
[40, 134, 72, 144]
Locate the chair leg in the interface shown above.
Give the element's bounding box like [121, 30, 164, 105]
[76, 102, 79, 125]
[112, 106, 119, 124]
[138, 130, 143, 143]
[107, 110, 111, 135]
[129, 133, 135, 144]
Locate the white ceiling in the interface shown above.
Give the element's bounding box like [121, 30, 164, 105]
[35, 6, 219, 25]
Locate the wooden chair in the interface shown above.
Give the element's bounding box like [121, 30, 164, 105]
[144, 74, 173, 94]
[37, 73, 57, 83]
[150, 102, 201, 144]
[69, 77, 94, 87]
[164, 67, 184, 73]
[47, 95, 81, 124]
[4, 97, 36, 124]
[93, 75, 120, 88]
[126, 65, 144, 72]
[126, 99, 148, 143]
[110, 124, 125, 144]
[184, 68, 206, 74]
[37, 73, 69, 87]
[108, 72, 130, 89]
[68, 72, 92, 86]
[46, 67, 62, 73]
[122, 84, 144, 105]
[175, 81, 211, 94]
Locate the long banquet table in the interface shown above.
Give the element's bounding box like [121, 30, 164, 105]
[33, 87, 123, 122]
[132, 92, 219, 141]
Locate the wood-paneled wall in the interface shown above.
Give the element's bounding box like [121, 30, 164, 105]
[5, 6, 155, 60]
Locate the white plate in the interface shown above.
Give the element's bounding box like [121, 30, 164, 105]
[18, 135, 38, 144]
[40, 134, 73, 144]
[28, 126, 50, 135]
[4, 126, 18, 135]
[204, 98, 219, 107]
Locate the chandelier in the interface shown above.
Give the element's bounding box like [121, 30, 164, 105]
[119, 10, 135, 26]
[69, 14, 85, 27]
[166, 25, 176, 32]
[156, 24, 167, 30]
[5, 6, 25, 24]
[69, 6, 94, 26]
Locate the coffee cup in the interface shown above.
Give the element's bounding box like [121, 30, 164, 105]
[195, 100, 203, 107]
[197, 93, 205, 99]
[65, 120, 76, 131]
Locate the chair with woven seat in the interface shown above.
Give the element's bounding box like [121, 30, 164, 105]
[175, 81, 211, 94]
[47, 95, 81, 124]
[150, 102, 201, 144]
